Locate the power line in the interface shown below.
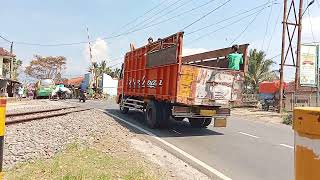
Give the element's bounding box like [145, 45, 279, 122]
[307, 4, 317, 43]
[13, 0, 171, 47]
[0, 34, 11, 43]
[228, 7, 264, 46]
[185, 0, 278, 36]
[127, 0, 186, 31]
[111, 0, 171, 35]
[11, 0, 218, 47]
[182, 0, 231, 30]
[266, 6, 281, 53]
[187, 6, 267, 44]
[112, 0, 219, 38]
[138, 0, 193, 29]
[261, 0, 273, 50]
[99, 0, 221, 40]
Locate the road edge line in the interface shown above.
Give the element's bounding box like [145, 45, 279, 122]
[98, 109, 232, 180]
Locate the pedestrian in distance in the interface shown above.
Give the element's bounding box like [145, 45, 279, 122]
[17, 85, 24, 101]
[227, 44, 243, 71]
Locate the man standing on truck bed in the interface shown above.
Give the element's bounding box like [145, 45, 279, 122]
[228, 44, 243, 70]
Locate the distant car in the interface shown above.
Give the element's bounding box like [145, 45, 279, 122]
[34, 79, 55, 99]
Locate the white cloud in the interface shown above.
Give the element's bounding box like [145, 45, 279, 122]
[182, 47, 208, 56]
[84, 38, 109, 62]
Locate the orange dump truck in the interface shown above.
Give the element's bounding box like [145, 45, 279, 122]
[116, 32, 249, 128]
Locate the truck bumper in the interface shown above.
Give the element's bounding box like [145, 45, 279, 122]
[172, 106, 230, 118]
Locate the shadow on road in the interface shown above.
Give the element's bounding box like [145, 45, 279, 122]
[104, 109, 224, 137]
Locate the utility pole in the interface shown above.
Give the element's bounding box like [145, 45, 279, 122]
[279, 0, 288, 113]
[10, 42, 13, 79]
[86, 27, 95, 88]
[279, 0, 304, 113]
[295, 0, 304, 91]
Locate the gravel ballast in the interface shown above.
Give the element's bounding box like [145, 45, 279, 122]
[4, 100, 209, 179]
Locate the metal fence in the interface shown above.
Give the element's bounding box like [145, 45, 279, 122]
[240, 93, 319, 111]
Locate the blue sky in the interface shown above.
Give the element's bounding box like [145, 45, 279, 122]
[1, 0, 319, 81]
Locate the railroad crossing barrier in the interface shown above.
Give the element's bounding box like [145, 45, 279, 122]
[0, 98, 6, 179]
[293, 107, 320, 180]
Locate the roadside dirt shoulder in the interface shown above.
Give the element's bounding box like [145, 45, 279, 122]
[232, 108, 286, 124]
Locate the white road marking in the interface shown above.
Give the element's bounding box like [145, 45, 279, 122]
[279, 144, 294, 149]
[98, 109, 232, 180]
[238, 132, 259, 139]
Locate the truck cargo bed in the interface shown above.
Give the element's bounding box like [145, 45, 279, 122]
[117, 32, 248, 107]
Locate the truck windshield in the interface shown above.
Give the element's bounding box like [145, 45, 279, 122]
[40, 79, 54, 86]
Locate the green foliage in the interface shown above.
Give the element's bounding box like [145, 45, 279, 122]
[282, 113, 293, 125]
[245, 49, 278, 93]
[89, 60, 121, 79]
[25, 55, 67, 80]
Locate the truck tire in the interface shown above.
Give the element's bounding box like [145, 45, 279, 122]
[189, 118, 205, 128]
[202, 118, 212, 127]
[145, 101, 161, 129]
[159, 102, 170, 128]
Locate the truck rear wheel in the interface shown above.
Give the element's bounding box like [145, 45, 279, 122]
[159, 102, 171, 128]
[189, 118, 205, 128]
[145, 101, 161, 129]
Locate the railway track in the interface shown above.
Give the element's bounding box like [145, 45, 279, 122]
[6, 106, 91, 125]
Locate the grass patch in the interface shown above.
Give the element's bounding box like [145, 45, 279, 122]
[5, 143, 157, 180]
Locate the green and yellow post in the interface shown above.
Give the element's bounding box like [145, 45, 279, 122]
[0, 98, 6, 179]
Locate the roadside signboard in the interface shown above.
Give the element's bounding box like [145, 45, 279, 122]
[300, 45, 319, 87]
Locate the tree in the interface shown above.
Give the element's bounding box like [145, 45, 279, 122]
[13, 59, 22, 80]
[25, 55, 66, 80]
[88, 60, 122, 82]
[245, 49, 278, 93]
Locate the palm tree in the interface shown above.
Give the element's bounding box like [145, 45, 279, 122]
[245, 49, 278, 93]
[112, 68, 121, 79]
[99, 60, 112, 76]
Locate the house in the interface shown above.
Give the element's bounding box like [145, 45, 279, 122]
[65, 77, 84, 87]
[0, 47, 20, 97]
[0, 47, 15, 78]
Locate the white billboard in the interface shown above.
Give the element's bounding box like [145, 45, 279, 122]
[300, 45, 318, 87]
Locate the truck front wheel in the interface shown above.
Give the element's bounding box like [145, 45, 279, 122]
[189, 118, 205, 128]
[119, 97, 129, 114]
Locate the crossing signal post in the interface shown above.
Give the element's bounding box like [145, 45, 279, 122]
[0, 98, 6, 179]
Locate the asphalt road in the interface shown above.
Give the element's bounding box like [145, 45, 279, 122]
[70, 99, 294, 180]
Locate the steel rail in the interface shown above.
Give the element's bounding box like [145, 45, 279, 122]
[6, 106, 79, 117]
[6, 108, 91, 125]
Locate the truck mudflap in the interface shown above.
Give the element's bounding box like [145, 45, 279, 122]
[172, 106, 230, 118]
